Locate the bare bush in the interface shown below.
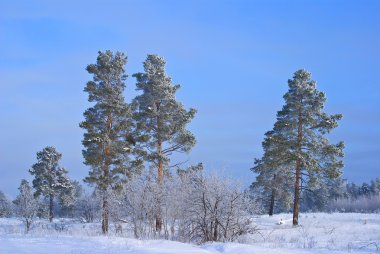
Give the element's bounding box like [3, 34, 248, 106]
[182, 172, 255, 243]
[119, 168, 257, 243]
[74, 191, 101, 223]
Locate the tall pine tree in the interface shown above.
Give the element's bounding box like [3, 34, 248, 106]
[257, 69, 344, 225]
[80, 50, 139, 234]
[132, 54, 196, 231]
[29, 146, 72, 222]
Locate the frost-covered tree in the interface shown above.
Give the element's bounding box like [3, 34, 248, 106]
[370, 177, 380, 196]
[301, 177, 345, 212]
[74, 190, 101, 223]
[120, 165, 255, 242]
[179, 170, 255, 243]
[359, 183, 371, 197]
[58, 180, 83, 217]
[328, 177, 380, 213]
[80, 50, 141, 234]
[346, 182, 359, 199]
[261, 70, 344, 225]
[13, 180, 38, 233]
[122, 169, 158, 239]
[29, 146, 73, 222]
[0, 191, 12, 217]
[251, 129, 293, 216]
[132, 55, 196, 231]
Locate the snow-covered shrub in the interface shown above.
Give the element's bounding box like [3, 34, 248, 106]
[117, 167, 257, 243]
[121, 170, 159, 239]
[74, 191, 101, 223]
[182, 171, 256, 243]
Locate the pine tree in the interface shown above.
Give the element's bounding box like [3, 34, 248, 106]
[260, 69, 344, 225]
[29, 146, 73, 222]
[80, 50, 140, 234]
[132, 54, 196, 231]
[13, 180, 38, 233]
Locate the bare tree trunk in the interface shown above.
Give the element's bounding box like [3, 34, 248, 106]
[26, 219, 31, 233]
[202, 192, 209, 241]
[268, 174, 277, 216]
[170, 222, 175, 240]
[293, 159, 301, 225]
[48, 165, 54, 222]
[156, 193, 162, 233]
[49, 194, 53, 222]
[269, 188, 275, 216]
[102, 195, 109, 234]
[155, 141, 163, 232]
[156, 102, 163, 184]
[293, 109, 303, 226]
[155, 107, 163, 233]
[102, 111, 111, 234]
[158, 141, 163, 183]
[213, 219, 218, 241]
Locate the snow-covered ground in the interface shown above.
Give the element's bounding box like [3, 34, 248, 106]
[1, 213, 379, 254]
[249, 213, 380, 252]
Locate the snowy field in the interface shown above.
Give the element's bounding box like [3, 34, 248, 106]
[1, 213, 379, 254]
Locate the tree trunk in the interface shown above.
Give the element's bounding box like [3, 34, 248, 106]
[102, 195, 109, 234]
[26, 219, 31, 233]
[155, 109, 163, 233]
[157, 141, 163, 184]
[155, 138, 163, 232]
[293, 109, 303, 226]
[293, 159, 301, 225]
[48, 165, 54, 222]
[102, 111, 111, 234]
[213, 219, 218, 241]
[49, 194, 53, 222]
[155, 143, 163, 232]
[269, 188, 275, 216]
[269, 174, 277, 216]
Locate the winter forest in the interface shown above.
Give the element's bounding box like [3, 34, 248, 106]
[1, 1, 380, 254]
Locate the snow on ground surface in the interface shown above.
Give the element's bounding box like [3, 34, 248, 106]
[1, 213, 379, 254]
[249, 213, 380, 252]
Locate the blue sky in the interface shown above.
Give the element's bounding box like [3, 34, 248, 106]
[1, 0, 379, 196]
